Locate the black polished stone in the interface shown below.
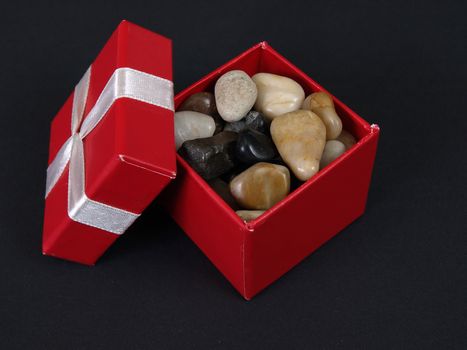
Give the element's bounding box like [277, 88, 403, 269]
[178, 131, 238, 180]
[211, 112, 225, 134]
[207, 178, 240, 210]
[235, 128, 276, 164]
[224, 110, 269, 134]
[219, 163, 251, 183]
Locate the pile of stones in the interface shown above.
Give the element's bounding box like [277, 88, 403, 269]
[175, 70, 356, 222]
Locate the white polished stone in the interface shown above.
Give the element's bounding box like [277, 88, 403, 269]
[320, 140, 346, 168]
[174, 111, 215, 150]
[252, 73, 305, 121]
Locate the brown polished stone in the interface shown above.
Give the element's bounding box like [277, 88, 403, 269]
[178, 92, 224, 134]
[336, 129, 357, 150]
[229, 162, 290, 210]
[178, 92, 217, 116]
[178, 131, 238, 180]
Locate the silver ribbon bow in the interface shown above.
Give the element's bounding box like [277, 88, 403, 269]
[45, 67, 174, 234]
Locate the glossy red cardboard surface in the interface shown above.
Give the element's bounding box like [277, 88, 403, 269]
[43, 21, 176, 265]
[163, 42, 380, 299]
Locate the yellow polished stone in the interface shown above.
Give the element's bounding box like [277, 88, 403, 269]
[230, 162, 290, 210]
[271, 110, 326, 181]
[236, 210, 265, 222]
[302, 92, 342, 140]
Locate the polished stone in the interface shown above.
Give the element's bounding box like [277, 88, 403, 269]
[223, 110, 268, 134]
[174, 111, 215, 150]
[212, 113, 225, 135]
[252, 73, 305, 121]
[178, 131, 238, 180]
[219, 163, 251, 184]
[178, 92, 217, 116]
[320, 140, 346, 168]
[229, 162, 290, 210]
[178, 91, 224, 134]
[215, 70, 257, 122]
[302, 92, 342, 140]
[208, 178, 240, 210]
[270, 110, 326, 181]
[336, 129, 357, 150]
[235, 128, 276, 164]
[236, 210, 265, 222]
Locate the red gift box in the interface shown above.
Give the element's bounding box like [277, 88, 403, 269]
[42, 21, 176, 265]
[162, 42, 380, 299]
[42, 21, 379, 300]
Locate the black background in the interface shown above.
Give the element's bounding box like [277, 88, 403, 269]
[1, 0, 466, 348]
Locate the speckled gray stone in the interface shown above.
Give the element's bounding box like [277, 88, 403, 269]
[215, 70, 257, 122]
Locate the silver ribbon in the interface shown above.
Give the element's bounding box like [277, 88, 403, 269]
[45, 67, 174, 234]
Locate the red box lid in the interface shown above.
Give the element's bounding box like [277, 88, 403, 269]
[42, 20, 176, 265]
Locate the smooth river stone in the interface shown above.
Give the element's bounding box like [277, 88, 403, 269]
[219, 163, 250, 184]
[174, 111, 215, 150]
[215, 70, 257, 122]
[178, 92, 224, 133]
[320, 140, 346, 168]
[302, 92, 342, 140]
[236, 210, 265, 222]
[252, 73, 305, 121]
[235, 128, 276, 164]
[178, 131, 238, 180]
[208, 178, 240, 210]
[178, 92, 217, 116]
[270, 110, 326, 181]
[212, 114, 225, 135]
[230, 162, 290, 210]
[224, 110, 268, 134]
[336, 129, 356, 150]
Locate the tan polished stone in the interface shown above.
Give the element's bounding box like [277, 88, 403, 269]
[270, 110, 326, 181]
[252, 73, 305, 121]
[215, 70, 257, 122]
[320, 140, 346, 168]
[336, 129, 357, 150]
[230, 162, 290, 210]
[236, 210, 265, 222]
[302, 92, 342, 140]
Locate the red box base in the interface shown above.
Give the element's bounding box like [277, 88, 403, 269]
[162, 42, 380, 299]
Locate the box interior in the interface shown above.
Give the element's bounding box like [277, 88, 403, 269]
[173, 42, 374, 230]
